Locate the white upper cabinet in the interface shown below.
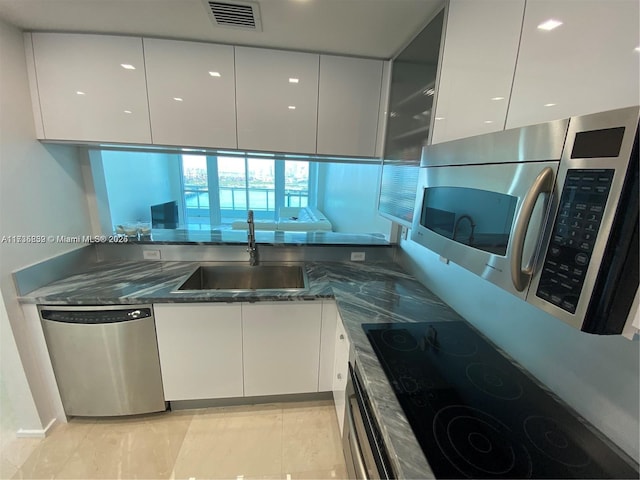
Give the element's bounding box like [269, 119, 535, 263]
[506, 0, 640, 129]
[431, 0, 524, 143]
[235, 46, 319, 153]
[29, 33, 151, 143]
[143, 38, 237, 149]
[317, 55, 383, 157]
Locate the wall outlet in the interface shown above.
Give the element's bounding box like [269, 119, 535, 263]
[350, 251, 366, 262]
[143, 249, 161, 260]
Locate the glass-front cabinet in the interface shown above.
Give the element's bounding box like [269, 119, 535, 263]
[384, 8, 445, 162]
[378, 7, 445, 226]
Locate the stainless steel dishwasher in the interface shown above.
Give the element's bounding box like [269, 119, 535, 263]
[39, 305, 166, 417]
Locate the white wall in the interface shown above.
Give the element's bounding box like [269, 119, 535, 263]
[0, 19, 93, 432]
[97, 150, 182, 228]
[317, 162, 392, 236]
[398, 238, 640, 461]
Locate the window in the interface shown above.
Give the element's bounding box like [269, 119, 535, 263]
[180, 154, 316, 229]
[285, 161, 309, 208]
[92, 147, 391, 240]
[182, 155, 210, 229]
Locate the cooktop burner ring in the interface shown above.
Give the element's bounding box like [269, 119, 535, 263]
[434, 405, 533, 478]
[380, 329, 419, 351]
[523, 415, 591, 468]
[465, 362, 524, 400]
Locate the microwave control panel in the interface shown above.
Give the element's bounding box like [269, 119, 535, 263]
[536, 169, 614, 313]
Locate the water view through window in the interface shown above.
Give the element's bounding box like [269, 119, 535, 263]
[182, 155, 312, 229]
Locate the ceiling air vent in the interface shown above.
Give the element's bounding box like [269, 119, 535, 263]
[203, 1, 262, 31]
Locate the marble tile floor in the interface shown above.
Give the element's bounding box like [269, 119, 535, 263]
[1, 400, 347, 480]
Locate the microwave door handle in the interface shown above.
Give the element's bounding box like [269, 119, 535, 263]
[511, 167, 555, 291]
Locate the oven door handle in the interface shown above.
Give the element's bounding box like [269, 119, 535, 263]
[511, 166, 555, 291]
[346, 394, 370, 480]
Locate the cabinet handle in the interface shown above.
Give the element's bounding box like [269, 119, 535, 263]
[339, 334, 345, 340]
[337, 373, 343, 380]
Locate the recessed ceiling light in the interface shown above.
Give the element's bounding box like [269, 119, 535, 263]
[537, 19, 563, 31]
[491, 96, 505, 101]
[120, 63, 136, 70]
[435, 117, 445, 121]
[484, 120, 494, 124]
[209, 71, 221, 77]
[288, 105, 296, 110]
[174, 97, 183, 102]
[124, 110, 132, 114]
[289, 78, 299, 84]
[635, 46, 640, 52]
[544, 103, 556, 107]
[76, 91, 86, 95]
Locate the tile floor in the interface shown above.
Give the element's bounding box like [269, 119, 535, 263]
[1, 400, 347, 479]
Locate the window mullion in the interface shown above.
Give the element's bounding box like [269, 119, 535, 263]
[275, 159, 285, 216]
[207, 156, 221, 227]
[308, 162, 319, 207]
[244, 156, 250, 213]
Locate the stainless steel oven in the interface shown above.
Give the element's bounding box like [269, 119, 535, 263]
[411, 106, 639, 334]
[343, 361, 395, 479]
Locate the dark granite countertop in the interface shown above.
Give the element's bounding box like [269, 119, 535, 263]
[19, 260, 466, 479]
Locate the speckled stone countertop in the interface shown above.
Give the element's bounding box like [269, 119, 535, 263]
[19, 260, 466, 479]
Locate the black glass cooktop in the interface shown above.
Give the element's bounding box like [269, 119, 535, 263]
[363, 321, 638, 479]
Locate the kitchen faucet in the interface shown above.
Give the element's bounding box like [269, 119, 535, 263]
[247, 210, 259, 266]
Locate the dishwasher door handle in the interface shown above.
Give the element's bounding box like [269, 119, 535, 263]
[346, 394, 370, 480]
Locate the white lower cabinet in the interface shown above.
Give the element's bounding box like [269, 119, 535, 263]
[242, 302, 323, 396]
[318, 301, 338, 392]
[154, 303, 243, 401]
[332, 312, 351, 435]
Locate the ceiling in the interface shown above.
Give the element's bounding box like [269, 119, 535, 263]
[0, 0, 444, 59]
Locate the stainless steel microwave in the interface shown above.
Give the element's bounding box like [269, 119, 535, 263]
[411, 106, 639, 334]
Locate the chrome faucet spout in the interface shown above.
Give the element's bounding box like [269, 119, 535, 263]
[247, 210, 258, 266]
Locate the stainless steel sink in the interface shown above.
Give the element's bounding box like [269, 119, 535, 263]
[174, 265, 308, 291]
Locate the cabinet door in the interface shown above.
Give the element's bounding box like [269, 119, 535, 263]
[31, 33, 151, 143]
[384, 8, 445, 162]
[242, 302, 322, 396]
[235, 47, 319, 153]
[506, 0, 640, 129]
[332, 312, 351, 435]
[317, 55, 383, 157]
[144, 38, 237, 149]
[154, 304, 243, 401]
[318, 301, 338, 392]
[431, 0, 524, 143]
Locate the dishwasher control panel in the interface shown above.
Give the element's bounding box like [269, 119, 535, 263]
[40, 307, 152, 324]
